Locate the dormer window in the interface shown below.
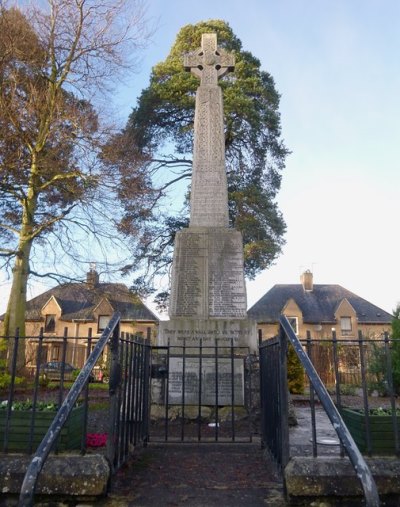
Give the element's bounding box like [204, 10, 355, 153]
[98, 315, 111, 333]
[44, 314, 56, 333]
[340, 317, 352, 336]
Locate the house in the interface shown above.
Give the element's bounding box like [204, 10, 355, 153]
[4, 268, 159, 372]
[248, 271, 393, 341]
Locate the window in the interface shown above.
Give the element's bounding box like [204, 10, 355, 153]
[287, 317, 299, 335]
[98, 315, 110, 333]
[44, 314, 56, 333]
[52, 346, 60, 360]
[340, 317, 352, 336]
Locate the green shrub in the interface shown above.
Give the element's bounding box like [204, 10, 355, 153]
[287, 343, 305, 394]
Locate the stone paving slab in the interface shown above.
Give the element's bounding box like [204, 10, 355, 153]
[100, 443, 286, 507]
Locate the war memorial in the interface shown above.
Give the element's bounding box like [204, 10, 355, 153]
[156, 34, 257, 407]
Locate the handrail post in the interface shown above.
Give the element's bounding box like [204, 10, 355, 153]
[278, 326, 290, 468]
[106, 318, 121, 471]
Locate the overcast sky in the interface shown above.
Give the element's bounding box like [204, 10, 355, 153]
[1, 0, 399, 315]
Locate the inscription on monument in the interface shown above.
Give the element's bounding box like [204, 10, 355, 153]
[168, 357, 244, 405]
[170, 232, 206, 317]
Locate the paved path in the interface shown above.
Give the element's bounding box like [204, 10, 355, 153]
[101, 442, 286, 507]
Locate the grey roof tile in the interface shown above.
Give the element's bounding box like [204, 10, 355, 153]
[248, 284, 393, 324]
[23, 282, 159, 322]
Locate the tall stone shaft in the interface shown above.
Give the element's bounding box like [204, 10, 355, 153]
[160, 33, 256, 352]
[184, 33, 234, 228]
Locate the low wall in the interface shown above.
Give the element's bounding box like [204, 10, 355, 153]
[285, 456, 400, 504]
[0, 454, 110, 503]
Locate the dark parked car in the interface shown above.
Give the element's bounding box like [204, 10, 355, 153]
[40, 361, 77, 381]
[40, 361, 95, 382]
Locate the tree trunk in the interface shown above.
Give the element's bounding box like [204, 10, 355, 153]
[3, 240, 32, 338]
[3, 175, 36, 369]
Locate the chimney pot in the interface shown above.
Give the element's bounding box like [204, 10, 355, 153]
[301, 270, 313, 291]
[86, 269, 99, 287]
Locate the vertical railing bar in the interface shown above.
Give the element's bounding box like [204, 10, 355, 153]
[279, 327, 290, 469]
[198, 338, 203, 442]
[248, 347, 253, 443]
[215, 338, 219, 441]
[332, 329, 344, 457]
[259, 343, 266, 449]
[122, 336, 131, 458]
[80, 328, 92, 454]
[117, 334, 125, 468]
[358, 330, 372, 455]
[4, 328, 20, 453]
[55, 328, 69, 454]
[58, 328, 68, 409]
[181, 340, 186, 442]
[165, 339, 170, 442]
[132, 339, 139, 446]
[106, 319, 120, 471]
[137, 338, 146, 443]
[142, 340, 151, 445]
[384, 331, 399, 455]
[230, 338, 235, 442]
[29, 329, 44, 454]
[134, 339, 143, 446]
[119, 334, 129, 464]
[306, 331, 318, 457]
[127, 337, 135, 446]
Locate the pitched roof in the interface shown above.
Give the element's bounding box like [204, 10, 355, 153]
[23, 282, 159, 322]
[248, 284, 393, 324]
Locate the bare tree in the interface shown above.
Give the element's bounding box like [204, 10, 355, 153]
[0, 0, 153, 338]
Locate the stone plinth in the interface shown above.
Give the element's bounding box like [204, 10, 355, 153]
[169, 228, 247, 320]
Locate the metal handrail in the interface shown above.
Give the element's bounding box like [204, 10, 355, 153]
[279, 315, 380, 507]
[18, 312, 121, 507]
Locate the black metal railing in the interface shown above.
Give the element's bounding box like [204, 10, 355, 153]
[1, 328, 103, 455]
[150, 339, 253, 443]
[259, 330, 289, 468]
[17, 312, 121, 506]
[302, 330, 399, 457]
[107, 330, 151, 470]
[260, 316, 380, 507]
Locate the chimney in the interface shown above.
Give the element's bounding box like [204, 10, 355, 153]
[86, 267, 99, 287]
[301, 270, 313, 291]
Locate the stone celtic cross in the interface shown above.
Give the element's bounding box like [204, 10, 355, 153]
[184, 33, 235, 86]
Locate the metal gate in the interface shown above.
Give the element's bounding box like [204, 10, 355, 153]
[148, 340, 255, 443]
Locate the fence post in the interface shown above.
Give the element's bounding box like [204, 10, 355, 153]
[384, 331, 399, 455]
[279, 326, 290, 469]
[358, 330, 372, 455]
[106, 320, 121, 471]
[306, 330, 317, 457]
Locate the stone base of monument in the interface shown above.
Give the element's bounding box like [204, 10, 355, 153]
[157, 318, 257, 351]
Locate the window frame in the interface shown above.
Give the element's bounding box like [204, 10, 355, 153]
[340, 316, 353, 336]
[98, 315, 111, 333]
[44, 314, 56, 333]
[287, 316, 299, 335]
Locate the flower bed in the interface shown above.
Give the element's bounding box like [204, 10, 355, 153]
[341, 406, 400, 454]
[0, 400, 84, 452]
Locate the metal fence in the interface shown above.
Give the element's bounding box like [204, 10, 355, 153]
[0, 329, 100, 454]
[149, 339, 253, 443]
[108, 331, 151, 470]
[0, 325, 151, 459]
[259, 318, 396, 506]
